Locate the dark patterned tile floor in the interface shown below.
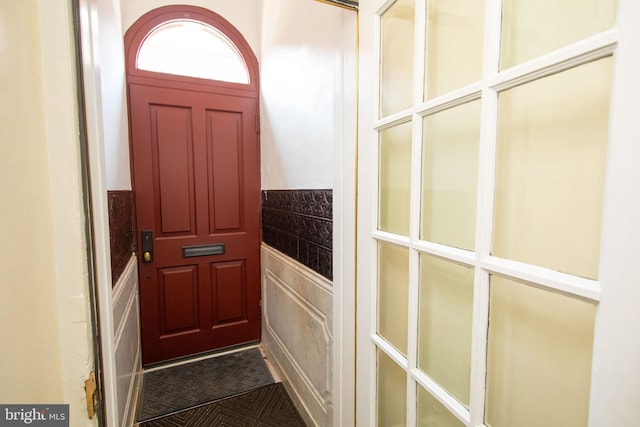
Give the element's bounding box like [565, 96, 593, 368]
[139, 383, 306, 427]
[136, 347, 306, 425]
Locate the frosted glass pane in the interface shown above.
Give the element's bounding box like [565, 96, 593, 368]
[486, 276, 596, 427]
[421, 100, 480, 250]
[493, 58, 612, 279]
[380, 0, 415, 116]
[418, 254, 473, 406]
[501, 0, 616, 69]
[378, 242, 409, 355]
[417, 387, 465, 427]
[424, 0, 484, 99]
[379, 122, 412, 236]
[137, 21, 249, 83]
[377, 349, 407, 427]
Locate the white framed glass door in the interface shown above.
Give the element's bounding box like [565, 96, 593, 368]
[356, 0, 640, 425]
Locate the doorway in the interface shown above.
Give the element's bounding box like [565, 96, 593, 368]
[124, 6, 262, 365]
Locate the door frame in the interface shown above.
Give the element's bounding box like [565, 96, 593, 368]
[356, 0, 640, 425]
[76, 0, 119, 424]
[332, 10, 358, 426]
[77, 0, 359, 423]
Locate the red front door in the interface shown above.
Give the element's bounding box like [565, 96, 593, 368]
[130, 83, 261, 365]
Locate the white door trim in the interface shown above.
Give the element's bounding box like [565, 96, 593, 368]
[77, 0, 119, 423]
[333, 9, 358, 427]
[589, 0, 640, 423]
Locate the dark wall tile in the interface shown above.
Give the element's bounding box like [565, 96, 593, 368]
[318, 248, 333, 280]
[108, 190, 136, 286]
[262, 189, 333, 280]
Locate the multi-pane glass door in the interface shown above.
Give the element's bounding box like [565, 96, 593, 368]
[357, 0, 628, 425]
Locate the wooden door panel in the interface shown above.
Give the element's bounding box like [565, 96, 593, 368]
[131, 83, 261, 364]
[151, 105, 196, 236]
[207, 109, 243, 233]
[158, 265, 200, 336]
[125, 9, 262, 365]
[211, 260, 246, 324]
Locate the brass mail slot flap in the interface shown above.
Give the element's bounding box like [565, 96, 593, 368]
[182, 243, 225, 258]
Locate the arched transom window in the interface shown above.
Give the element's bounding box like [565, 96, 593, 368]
[136, 20, 250, 84]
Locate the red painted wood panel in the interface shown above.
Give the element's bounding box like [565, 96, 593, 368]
[127, 6, 262, 365]
[152, 105, 195, 235]
[208, 110, 243, 232]
[158, 265, 199, 335]
[211, 260, 246, 323]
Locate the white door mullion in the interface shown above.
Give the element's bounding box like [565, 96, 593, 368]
[411, 368, 471, 426]
[468, 86, 497, 427]
[406, 113, 421, 426]
[489, 29, 617, 93]
[481, 256, 602, 302]
[416, 87, 483, 117]
[482, 0, 503, 83]
[412, 0, 427, 108]
[375, 113, 413, 132]
[407, 0, 426, 421]
[372, 230, 411, 248]
[468, 0, 502, 424]
[413, 240, 475, 267]
[468, 271, 490, 427]
[406, 113, 423, 427]
[406, 0, 425, 419]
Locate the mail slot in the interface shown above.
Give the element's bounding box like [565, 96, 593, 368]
[182, 243, 225, 258]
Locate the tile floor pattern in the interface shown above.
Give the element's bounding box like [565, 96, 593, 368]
[136, 348, 277, 422]
[139, 383, 307, 427]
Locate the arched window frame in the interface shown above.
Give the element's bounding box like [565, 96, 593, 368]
[124, 6, 259, 95]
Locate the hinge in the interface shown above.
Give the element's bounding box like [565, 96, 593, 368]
[84, 372, 98, 419]
[255, 114, 260, 133]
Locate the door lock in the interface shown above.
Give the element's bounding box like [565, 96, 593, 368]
[141, 230, 153, 263]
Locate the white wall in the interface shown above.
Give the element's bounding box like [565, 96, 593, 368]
[260, 0, 343, 190]
[98, 0, 130, 190]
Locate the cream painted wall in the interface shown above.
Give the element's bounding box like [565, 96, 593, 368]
[0, 0, 64, 402]
[0, 1, 97, 424]
[260, 0, 342, 190]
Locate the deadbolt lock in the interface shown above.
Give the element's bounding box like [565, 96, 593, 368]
[141, 230, 153, 263]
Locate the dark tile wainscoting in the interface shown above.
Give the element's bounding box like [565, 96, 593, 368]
[107, 190, 136, 286]
[261, 190, 332, 280]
